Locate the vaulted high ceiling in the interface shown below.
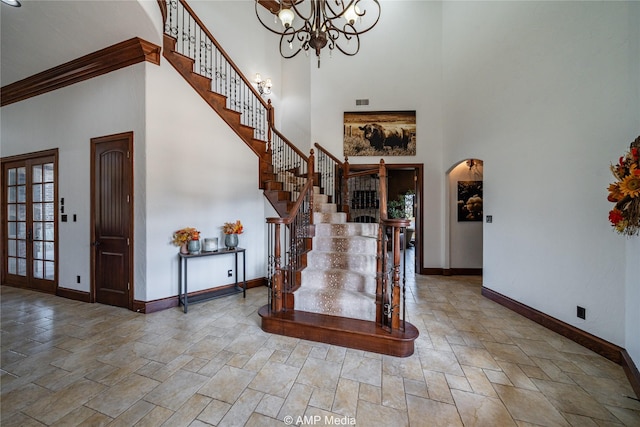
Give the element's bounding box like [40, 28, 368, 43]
[0, 0, 161, 87]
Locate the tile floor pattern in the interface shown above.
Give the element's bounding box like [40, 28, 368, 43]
[2, 274, 640, 426]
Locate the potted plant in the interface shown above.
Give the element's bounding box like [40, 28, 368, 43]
[222, 220, 244, 250]
[172, 227, 201, 254]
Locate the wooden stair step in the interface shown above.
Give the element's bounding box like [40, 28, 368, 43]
[258, 305, 419, 357]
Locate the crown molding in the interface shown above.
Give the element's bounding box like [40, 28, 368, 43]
[1, 37, 160, 107]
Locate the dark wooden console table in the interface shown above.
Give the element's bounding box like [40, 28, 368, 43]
[178, 248, 246, 313]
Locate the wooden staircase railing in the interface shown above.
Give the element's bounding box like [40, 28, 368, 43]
[162, 0, 269, 142]
[314, 142, 344, 207]
[159, 0, 309, 217]
[266, 151, 316, 312]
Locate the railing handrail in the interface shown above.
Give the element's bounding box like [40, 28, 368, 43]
[345, 168, 379, 179]
[273, 127, 309, 162]
[314, 142, 343, 167]
[170, 0, 270, 110]
[178, 1, 266, 108]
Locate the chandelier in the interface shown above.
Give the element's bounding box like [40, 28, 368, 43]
[255, 0, 381, 67]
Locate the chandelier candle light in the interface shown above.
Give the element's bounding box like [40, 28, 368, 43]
[255, 0, 381, 67]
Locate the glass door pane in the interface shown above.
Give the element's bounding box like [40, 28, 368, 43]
[6, 166, 27, 277]
[32, 162, 56, 281]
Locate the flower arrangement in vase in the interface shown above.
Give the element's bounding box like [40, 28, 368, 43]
[607, 136, 640, 236]
[172, 227, 201, 254]
[222, 220, 243, 250]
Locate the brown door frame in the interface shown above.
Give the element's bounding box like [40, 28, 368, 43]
[349, 162, 424, 275]
[1, 149, 59, 292]
[90, 132, 134, 309]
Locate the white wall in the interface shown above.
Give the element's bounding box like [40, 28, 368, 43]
[442, 1, 638, 346]
[626, 0, 640, 369]
[0, 55, 269, 303]
[143, 61, 266, 301]
[448, 161, 483, 269]
[0, 65, 147, 294]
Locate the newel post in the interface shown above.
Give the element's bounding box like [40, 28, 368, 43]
[309, 149, 315, 218]
[379, 159, 388, 220]
[272, 222, 283, 312]
[376, 223, 384, 324]
[342, 156, 350, 217]
[391, 224, 402, 329]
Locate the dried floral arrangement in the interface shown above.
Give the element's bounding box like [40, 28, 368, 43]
[607, 136, 640, 236]
[222, 220, 244, 235]
[172, 227, 201, 246]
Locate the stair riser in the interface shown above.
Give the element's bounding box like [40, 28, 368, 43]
[314, 204, 338, 214]
[314, 223, 378, 237]
[313, 212, 346, 224]
[312, 236, 377, 253]
[294, 288, 376, 321]
[313, 194, 329, 204]
[301, 270, 376, 293]
[306, 252, 377, 273]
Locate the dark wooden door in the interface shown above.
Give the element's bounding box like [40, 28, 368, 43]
[91, 133, 133, 308]
[2, 151, 58, 293]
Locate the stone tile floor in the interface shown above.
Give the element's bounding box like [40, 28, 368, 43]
[2, 274, 639, 426]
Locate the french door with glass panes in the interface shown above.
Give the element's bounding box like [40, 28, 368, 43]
[2, 150, 58, 293]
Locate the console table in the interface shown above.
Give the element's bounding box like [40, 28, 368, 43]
[178, 248, 246, 313]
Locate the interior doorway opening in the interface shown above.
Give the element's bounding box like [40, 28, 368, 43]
[445, 158, 483, 275]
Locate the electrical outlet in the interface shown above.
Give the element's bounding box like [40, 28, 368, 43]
[227, 269, 232, 277]
[577, 306, 586, 319]
[486, 215, 493, 223]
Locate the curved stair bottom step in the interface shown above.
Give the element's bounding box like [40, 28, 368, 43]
[294, 288, 376, 321]
[258, 305, 419, 357]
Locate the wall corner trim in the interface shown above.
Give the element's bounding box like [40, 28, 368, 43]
[1, 37, 161, 107]
[481, 286, 639, 399]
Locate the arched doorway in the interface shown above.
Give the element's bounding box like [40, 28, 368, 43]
[445, 159, 483, 275]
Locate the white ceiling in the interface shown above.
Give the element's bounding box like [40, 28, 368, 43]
[0, 0, 162, 87]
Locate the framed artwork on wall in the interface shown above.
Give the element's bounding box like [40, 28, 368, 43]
[343, 111, 416, 157]
[457, 181, 483, 222]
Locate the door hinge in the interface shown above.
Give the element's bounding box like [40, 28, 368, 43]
[127, 195, 130, 203]
[127, 151, 130, 159]
[127, 238, 130, 246]
[128, 282, 130, 291]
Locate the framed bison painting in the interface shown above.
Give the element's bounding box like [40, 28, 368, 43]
[343, 111, 416, 156]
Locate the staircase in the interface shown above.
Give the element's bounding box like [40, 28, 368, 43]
[295, 187, 378, 321]
[159, 0, 418, 357]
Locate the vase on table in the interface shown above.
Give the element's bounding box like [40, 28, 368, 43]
[187, 239, 201, 254]
[224, 234, 238, 250]
[180, 243, 189, 254]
